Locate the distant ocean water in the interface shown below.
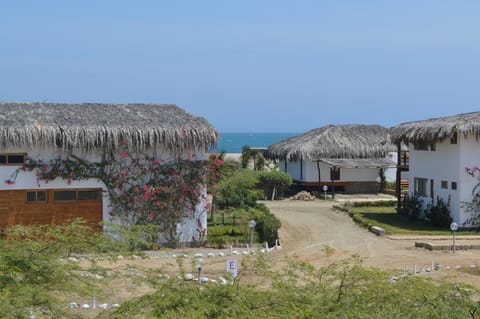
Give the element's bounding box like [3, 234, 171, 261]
[213, 132, 299, 153]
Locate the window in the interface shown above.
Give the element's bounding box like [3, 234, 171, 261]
[54, 190, 76, 201]
[26, 191, 47, 202]
[430, 179, 434, 199]
[78, 190, 100, 201]
[414, 178, 428, 196]
[330, 167, 340, 181]
[450, 132, 458, 144]
[0, 153, 26, 165]
[451, 182, 457, 190]
[441, 180, 448, 189]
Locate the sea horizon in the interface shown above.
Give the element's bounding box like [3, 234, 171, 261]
[213, 132, 299, 154]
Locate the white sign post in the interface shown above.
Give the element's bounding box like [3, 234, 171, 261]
[450, 222, 458, 253]
[226, 260, 238, 278]
[322, 185, 328, 200]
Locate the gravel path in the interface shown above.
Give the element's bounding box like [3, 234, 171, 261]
[263, 199, 480, 286]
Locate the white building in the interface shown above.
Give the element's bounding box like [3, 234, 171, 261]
[266, 125, 397, 194]
[0, 102, 218, 243]
[390, 111, 480, 227]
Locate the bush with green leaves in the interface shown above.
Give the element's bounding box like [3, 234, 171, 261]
[216, 169, 263, 209]
[100, 255, 479, 319]
[399, 193, 424, 220]
[426, 196, 452, 227]
[256, 170, 292, 200]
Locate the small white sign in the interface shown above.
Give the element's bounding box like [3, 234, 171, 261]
[226, 260, 238, 278]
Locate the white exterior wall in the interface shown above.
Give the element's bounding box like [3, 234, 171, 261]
[0, 146, 208, 242]
[281, 158, 385, 183]
[459, 134, 480, 227]
[408, 139, 462, 223]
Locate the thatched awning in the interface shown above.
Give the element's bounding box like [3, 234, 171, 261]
[265, 125, 395, 161]
[317, 158, 395, 169]
[0, 102, 218, 154]
[390, 112, 480, 146]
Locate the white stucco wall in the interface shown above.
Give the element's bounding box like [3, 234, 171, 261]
[459, 134, 480, 227]
[0, 146, 208, 242]
[408, 137, 471, 224]
[281, 158, 388, 183]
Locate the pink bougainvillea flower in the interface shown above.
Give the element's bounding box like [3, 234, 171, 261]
[121, 151, 127, 158]
[216, 159, 224, 166]
[121, 138, 128, 145]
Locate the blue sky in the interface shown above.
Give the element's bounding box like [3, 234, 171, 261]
[1, 1, 479, 132]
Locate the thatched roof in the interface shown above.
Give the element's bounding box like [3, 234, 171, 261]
[390, 112, 480, 146]
[266, 125, 395, 161]
[318, 158, 395, 169]
[0, 102, 218, 154]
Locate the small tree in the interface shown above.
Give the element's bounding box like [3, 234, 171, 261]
[216, 170, 263, 209]
[257, 171, 292, 200]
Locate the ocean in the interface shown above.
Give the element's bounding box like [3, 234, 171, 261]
[214, 132, 298, 153]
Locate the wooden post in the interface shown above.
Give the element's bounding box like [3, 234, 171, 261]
[396, 143, 402, 211]
[316, 161, 322, 193]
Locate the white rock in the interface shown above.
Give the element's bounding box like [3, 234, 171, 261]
[232, 250, 240, 255]
[117, 255, 124, 260]
[68, 257, 78, 262]
[112, 304, 120, 308]
[171, 254, 177, 258]
[218, 252, 226, 257]
[184, 273, 194, 281]
[470, 264, 477, 269]
[200, 277, 209, 283]
[69, 302, 79, 308]
[95, 274, 105, 279]
[207, 252, 216, 258]
[219, 277, 228, 285]
[194, 253, 204, 258]
[82, 304, 90, 309]
[242, 251, 249, 255]
[99, 303, 108, 309]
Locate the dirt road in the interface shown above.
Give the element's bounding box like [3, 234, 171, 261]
[263, 199, 480, 283]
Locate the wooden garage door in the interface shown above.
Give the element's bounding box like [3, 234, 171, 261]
[0, 188, 102, 229]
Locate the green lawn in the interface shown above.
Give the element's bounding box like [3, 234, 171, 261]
[350, 206, 478, 236]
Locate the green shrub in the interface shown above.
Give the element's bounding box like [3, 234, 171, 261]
[255, 211, 281, 246]
[217, 169, 263, 209]
[426, 196, 452, 227]
[352, 200, 397, 207]
[256, 170, 292, 200]
[399, 193, 424, 220]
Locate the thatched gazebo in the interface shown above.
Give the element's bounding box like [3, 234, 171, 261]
[0, 102, 218, 154]
[266, 125, 396, 194]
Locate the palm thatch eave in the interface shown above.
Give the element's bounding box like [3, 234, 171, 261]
[265, 124, 396, 161]
[0, 102, 218, 154]
[389, 111, 480, 146]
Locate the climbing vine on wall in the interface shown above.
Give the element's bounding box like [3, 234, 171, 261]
[5, 141, 223, 243]
[461, 166, 480, 227]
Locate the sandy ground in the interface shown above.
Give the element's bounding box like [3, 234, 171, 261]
[263, 198, 480, 286]
[72, 198, 480, 316]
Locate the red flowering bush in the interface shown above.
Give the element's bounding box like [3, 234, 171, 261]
[6, 147, 223, 244]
